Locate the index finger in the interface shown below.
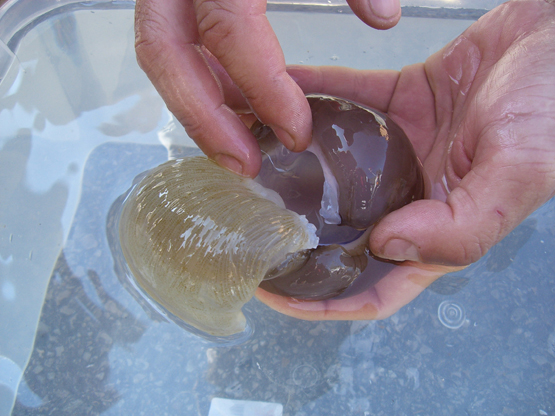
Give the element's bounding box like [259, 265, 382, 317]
[135, 0, 259, 177]
[194, 0, 312, 152]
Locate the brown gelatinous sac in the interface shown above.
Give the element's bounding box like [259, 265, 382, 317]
[254, 94, 426, 301]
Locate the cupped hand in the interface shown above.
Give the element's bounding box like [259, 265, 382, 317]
[134, 0, 401, 177]
[257, 0, 555, 320]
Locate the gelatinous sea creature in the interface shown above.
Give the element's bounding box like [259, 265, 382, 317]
[254, 95, 425, 300]
[119, 157, 319, 336]
[118, 94, 425, 337]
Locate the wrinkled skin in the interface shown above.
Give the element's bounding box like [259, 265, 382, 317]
[136, 0, 555, 321]
[135, 0, 401, 177]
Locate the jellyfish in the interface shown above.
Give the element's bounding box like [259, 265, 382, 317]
[118, 94, 426, 337]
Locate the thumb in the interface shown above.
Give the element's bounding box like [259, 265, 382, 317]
[347, 0, 401, 30]
[369, 165, 549, 266]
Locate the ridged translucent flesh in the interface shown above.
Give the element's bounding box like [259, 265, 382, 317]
[119, 157, 318, 336]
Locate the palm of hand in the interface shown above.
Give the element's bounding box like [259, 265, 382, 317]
[258, 0, 555, 321]
[376, 0, 555, 265]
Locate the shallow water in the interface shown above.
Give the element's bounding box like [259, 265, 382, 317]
[1, 2, 553, 415]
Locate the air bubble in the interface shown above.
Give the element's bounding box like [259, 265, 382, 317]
[438, 300, 466, 329]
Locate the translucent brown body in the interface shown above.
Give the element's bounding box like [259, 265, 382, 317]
[255, 94, 426, 300]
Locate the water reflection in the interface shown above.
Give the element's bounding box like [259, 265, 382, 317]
[50, 14, 107, 118]
[0, 129, 68, 394]
[9, 142, 162, 416]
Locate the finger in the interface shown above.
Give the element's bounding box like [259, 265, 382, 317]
[287, 65, 400, 113]
[370, 152, 555, 266]
[347, 0, 401, 30]
[287, 63, 438, 163]
[195, 0, 312, 152]
[135, 0, 261, 177]
[256, 262, 455, 321]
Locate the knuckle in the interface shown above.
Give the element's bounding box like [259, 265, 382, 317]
[196, 1, 237, 47]
[135, 36, 161, 71]
[236, 74, 266, 101]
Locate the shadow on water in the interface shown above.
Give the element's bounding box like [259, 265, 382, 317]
[199, 304, 353, 415]
[427, 218, 537, 296]
[9, 142, 163, 415]
[12, 253, 146, 415]
[486, 218, 537, 273]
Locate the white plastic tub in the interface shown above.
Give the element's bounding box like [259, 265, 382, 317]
[1, 1, 553, 415]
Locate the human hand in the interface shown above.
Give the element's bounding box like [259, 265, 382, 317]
[257, 0, 555, 320]
[134, 0, 401, 178]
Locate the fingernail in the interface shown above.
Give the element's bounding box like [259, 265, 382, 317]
[214, 154, 244, 176]
[369, 0, 399, 19]
[272, 126, 296, 151]
[381, 238, 420, 262]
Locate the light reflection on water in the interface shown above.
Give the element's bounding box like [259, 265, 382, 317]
[1, 3, 554, 416]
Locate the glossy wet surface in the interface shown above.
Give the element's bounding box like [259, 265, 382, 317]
[1, 3, 554, 416]
[253, 94, 425, 301]
[7, 141, 554, 416]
